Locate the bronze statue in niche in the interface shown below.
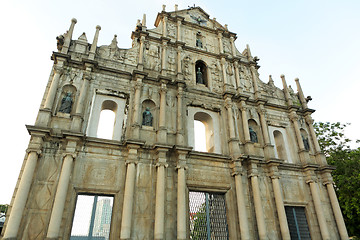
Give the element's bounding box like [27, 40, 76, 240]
[142, 107, 153, 126]
[58, 92, 73, 113]
[249, 127, 258, 143]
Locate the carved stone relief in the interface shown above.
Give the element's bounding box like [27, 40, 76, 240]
[183, 55, 192, 81]
[145, 44, 160, 71]
[168, 49, 176, 72]
[223, 38, 231, 54]
[167, 22, 176, 38]
[241, 66, 253, 92]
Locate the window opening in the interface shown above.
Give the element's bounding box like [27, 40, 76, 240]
[189, 191, 229, 240]
[97, 109, 116, 139]
[274, 130, 287, 160]
[71, 194, 114, 240]
[194, 112, 214, 153]
[194, 120, 206, 152]
[285, 206, 311, 240]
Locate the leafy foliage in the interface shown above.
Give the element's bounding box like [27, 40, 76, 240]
[0, 204, 8, 214]
[314, 122, 360, 237]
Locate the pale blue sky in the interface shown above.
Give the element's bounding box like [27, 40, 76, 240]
[0, 0, 359, 203]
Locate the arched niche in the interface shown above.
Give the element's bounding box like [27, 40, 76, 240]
[248, 119, 262, 144]
[195, 60, 208, 86]
[274, 130, 287, 160]
[97, 100, 117, 139]
[141, 99, 156, 128]
[87, 93, 126, 141]
[300, 128, 311, 151]
[57, 84, 77, 114]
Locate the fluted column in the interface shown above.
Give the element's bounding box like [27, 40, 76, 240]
[154, 149, 168, 240]
[269, 165, 290, 240]
[89, 25, 101, 60]
[295, 78, 308, 109]
[138, 35, 146, 67]
[231, 162, 250, 240]
[323, 174, 349, 239]
[249, 163, 267, 240]
[305, 115, 327, 165]
[44, 65, 63, 111]
[240, 101, 253, 154]
[230, 36, 236, 56]
[217, 31, 224, 54]
[176, 45, 183, 77]
[47, 152, 76, 239]
[120, 146, 139, 239]
[162, 16, 167, 37]
[3, 145, 42, 239]
[176, 84, 185, 145]
[306, 174, 331, 240]
[220, 58, 228, 85]
[281, 74, 293, 107]
[157, 82, 167, 143]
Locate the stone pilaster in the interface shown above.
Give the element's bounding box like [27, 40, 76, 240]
[305, 114, 327, 165]
[88, 25, 101, 60]
[268, 163, 290, 240]
[248, 162, 267, 240]
[175, 149, 188, 240]
[120, 145, 139, 240]
[225, 95, 241, 158]
[231, 161, 250, 240]
[61, 18, 77, 54]
[289, 111, 309, 164]
[234, 61, 242, 93]
[240, 101, 253, 154]
[257, 105, 275, 159]
[131, 75, 143, 139]
[154, 148, 168, 240]
[305, 170, 331, 240]
[157, 81, 167, 143]
[176, 82, 185, 145]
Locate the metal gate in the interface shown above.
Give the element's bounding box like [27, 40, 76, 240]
[189, 191, 229, 240]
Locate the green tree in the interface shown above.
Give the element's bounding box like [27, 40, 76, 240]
[314, 122, 360, 237]
[0, 204, 8, 214]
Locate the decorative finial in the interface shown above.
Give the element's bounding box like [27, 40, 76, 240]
[142, 14, 146, 27]
[96, 25, 101, 30]
[280, 74, 285, 78]
[224, 24, 228, 30]
[175, 4, 178, 11]
[71, 18, 77, 24]
[162, 4, 166, 11]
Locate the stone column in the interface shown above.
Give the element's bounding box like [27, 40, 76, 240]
[306, 174, 331, 240]
[71, 70, 92, 131]
[323, 174, 349, 239]
[220, 58, 228, 86]
[132, 77, 143, 139]
[138, 35, 146, 68]
[230, 36, 236, 56]
[305, 115, 327, 165]
[257, 105, 275, 159]
[176, 151, 188, 240]
[161, 41, 167, 75]
[157, 81, 167, 143]
[162, 16, 167, 37]
[176, 45, 183, 77]
[217, 31, 224, 54]
[250, 65, 261, 99]
[269, 164, 291, 240]
[281, 75, 293, 107]
[3, 145, 42, 239]
[231, 162, 250, 240]
[249, 163, 267, 240]
[240, 101, 253, 154]
[289, 111, 308, 164]
[120, 146, 138, 239]
[88, 25, 101, 60]
[154, 149, 168, 240]
[44, 65, 63, 111]
[176, 19, 182, 41]
[234, 61, 242, 92]
[225, 96, 241, 158]
[46, 152, 76, 239]
[294, 78, 308, 109]
[176, 83, 185, 145]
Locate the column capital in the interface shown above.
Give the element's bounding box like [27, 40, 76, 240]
[62, 152, 77, 159]
[126, 159, 138, 165]
[53, 65, 64, 74]
[176, 164, 188, 170]
[305, 114, 314, 125]
[289, 111, 298, 121]
[26, 148, 42, 156]
[156, 162, 169, 168]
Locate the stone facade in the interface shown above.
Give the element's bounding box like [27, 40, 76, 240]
[1, 5, 349, 240]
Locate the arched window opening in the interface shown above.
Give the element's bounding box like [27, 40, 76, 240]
[274, 130, 287, 160]
[194, 120, 206, 152]
[300, 129, 310, 151]
[195, 61, 208, 86]
[96, 100, 117, 140]
[194, 112, 214, 153]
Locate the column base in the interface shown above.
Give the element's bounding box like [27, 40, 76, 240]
[157, 128, 167, 143]
[71, 114, 83, 132]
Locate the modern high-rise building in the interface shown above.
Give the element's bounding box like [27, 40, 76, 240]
[2, 5, 348, 240]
